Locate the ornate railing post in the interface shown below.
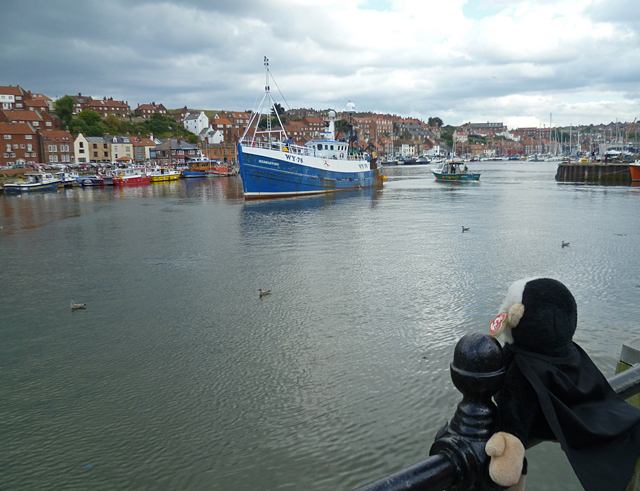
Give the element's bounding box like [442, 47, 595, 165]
[353, 332, 505, 491]
[429, 332, 506, 490]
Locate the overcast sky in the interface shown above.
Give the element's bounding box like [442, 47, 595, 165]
[2, 0, 639, 129]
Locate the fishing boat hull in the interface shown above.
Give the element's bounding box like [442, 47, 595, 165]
[238, 144, 379, 199]
[3, 173, 62, 192]
[113, 169, 150, 186]
[206, 167, 237, 177]
[77, 176, 104, 186]
[630, 162, 640, 182]
[3, 181, 61, 192]
[182, 170, 207, 178]
[149, 171, 180, 182]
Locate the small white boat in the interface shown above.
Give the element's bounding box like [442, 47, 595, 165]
[54, 170, 80, 187]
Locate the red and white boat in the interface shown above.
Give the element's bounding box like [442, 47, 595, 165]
[630, 161, 640, 182]
[113, 167, 151, 186]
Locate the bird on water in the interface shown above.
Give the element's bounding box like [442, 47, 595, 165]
[258, 289, 271, 297]
[562, 241, 570, 248]
[462, 226, 469, 232]
[70, 300, 86, 309]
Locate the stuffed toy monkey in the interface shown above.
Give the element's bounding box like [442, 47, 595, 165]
[485, 277, 640, 491]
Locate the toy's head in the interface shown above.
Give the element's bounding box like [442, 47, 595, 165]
[490, 278, 577, 352]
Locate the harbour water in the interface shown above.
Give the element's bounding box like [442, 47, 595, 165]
[1, 162, 639, 490]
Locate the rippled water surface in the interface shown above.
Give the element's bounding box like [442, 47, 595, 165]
[1, 163, 639, 490]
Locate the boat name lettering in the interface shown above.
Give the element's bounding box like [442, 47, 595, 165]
[284, 154, 303, 164]
[258, 160, 279, 167]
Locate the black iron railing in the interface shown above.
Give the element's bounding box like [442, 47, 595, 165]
[353, 333, 640, 491]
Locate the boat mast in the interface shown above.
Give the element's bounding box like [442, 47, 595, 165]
[265, 57, 272, 137]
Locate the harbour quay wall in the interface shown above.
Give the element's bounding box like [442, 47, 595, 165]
[555, 162, 631, 184]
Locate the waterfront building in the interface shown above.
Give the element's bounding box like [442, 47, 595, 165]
[42, 130, 74, 164]
[130, 135, 158, 163]
[110, 136, 134, 162]
[150, 138, 198, 165]
[0, 121, 38, 168]
[202, 142, 237, 164]
[77, 135, 111, 163]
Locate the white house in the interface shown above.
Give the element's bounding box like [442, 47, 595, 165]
[199, 127, 224, 145]
[184, 111, 209, 135]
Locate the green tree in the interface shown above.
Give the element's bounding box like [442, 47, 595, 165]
[146, 113, 172, 135]
[103, 114, 122, 134]
[69, 118, 88, 135]
[428, 117, 443, 128]
[335, 119, 351, 140]
[78, 109, 102, 126]
[54, 95, 75, 128]
[86, 123, 106, 137]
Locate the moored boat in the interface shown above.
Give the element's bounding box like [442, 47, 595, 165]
[148, 167, 180, 182]
[113, 167, 151, 186]
[237, 57, 383, 199]
[206, 163, 237, 177]
[181, 169, 207, 178]
[54, 170, 80, 187]
[630, 161, 640, 182]
[431, 160, 480, 181]
[3, 172, 63, 192]
[76, 175, 104, 186]
[100, 170, 115, 186]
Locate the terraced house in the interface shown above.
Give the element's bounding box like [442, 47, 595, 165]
[1, 122, 38, 167]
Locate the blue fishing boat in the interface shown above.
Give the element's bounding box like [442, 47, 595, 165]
[237, 57, 383, 199]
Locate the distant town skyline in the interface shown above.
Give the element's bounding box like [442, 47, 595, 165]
[2, 0, 639, 129]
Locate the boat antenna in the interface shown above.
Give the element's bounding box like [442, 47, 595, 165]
[267, 68, 292, 111]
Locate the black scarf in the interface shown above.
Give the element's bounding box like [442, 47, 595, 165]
[507, 342, 640, 491]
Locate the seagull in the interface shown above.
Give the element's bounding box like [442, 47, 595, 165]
[562, 241, 570, 248]
[70, 299, 86, 309]
[258, 289, 271, 297]
[462, 226, 469, 232]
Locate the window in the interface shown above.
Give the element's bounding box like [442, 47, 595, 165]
[4, 135, 10, 139]
[20, 144, 25, 149]
[13, 144, 18, 149]
[79, 142, 84, 148]
[93, 152, 98, 157]
[25, 135, 32, 140]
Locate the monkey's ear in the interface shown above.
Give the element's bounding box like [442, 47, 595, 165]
[507, 303, 525, 328]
